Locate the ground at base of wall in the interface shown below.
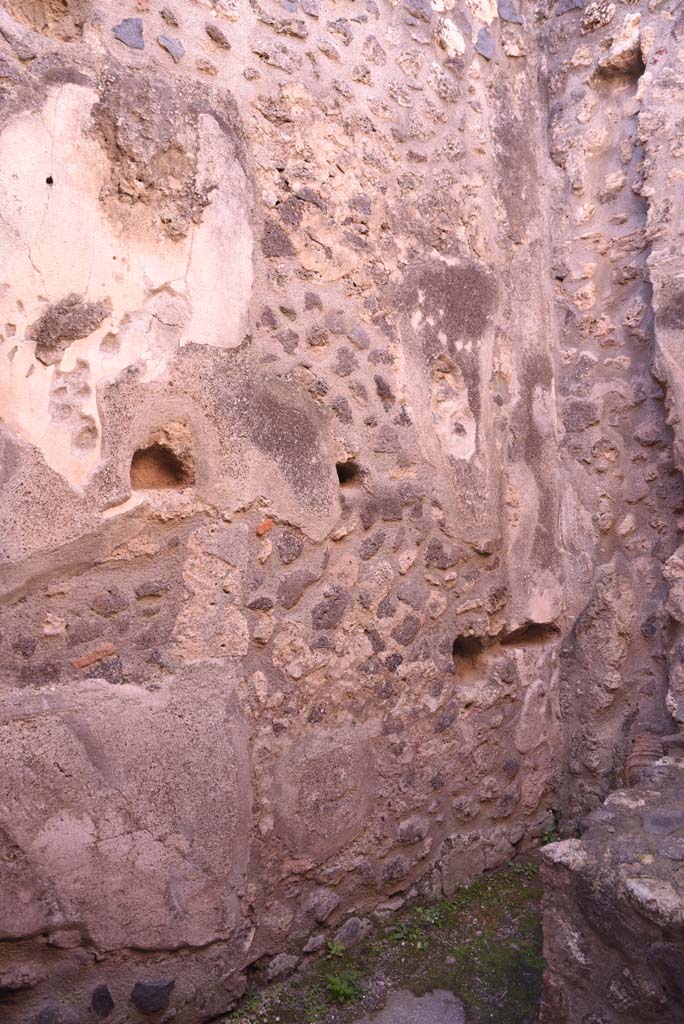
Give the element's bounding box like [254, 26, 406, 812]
[223, 862, 543, 1024]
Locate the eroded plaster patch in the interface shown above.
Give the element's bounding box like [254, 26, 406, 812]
[0, 84, 253, 488]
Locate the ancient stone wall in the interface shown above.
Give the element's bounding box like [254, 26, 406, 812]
[540, 0, 684, 827]
[539, 5, 684, 1021]
[0, 2, 566, 1021]
[1, 1, 683, 1022]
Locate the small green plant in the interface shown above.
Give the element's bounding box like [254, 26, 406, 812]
[390, 921, 409, 941]
[325, 939, 345, 959]
[416, 905, 443, 926]
[511, 861, 538, 878]
[540, 828, 560, 846]
[390, 921, 429, 950]
[325, 969, 362, 1003]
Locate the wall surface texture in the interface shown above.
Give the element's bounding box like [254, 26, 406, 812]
[0, 1, 683, 1022]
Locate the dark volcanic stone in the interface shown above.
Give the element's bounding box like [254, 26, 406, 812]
[311, 584, 350, 630]
[475, 27, 495, 60]
[333, 346, 358, 377]
[332, 396, 353, 423]
[86, 655, 125, 685]
[158, 35, 185, 62]
[359, 531, 385, 561]
[563, 398, 600, 433]
[113, 18, 145, 50]
[91, 984, 115, 1019]
[498, 0, 523, 22]
[206, 23, 232, 48]
[130, 979, 175, 1014]
[391, 613, 421, 646]
[425, 536, 459, 569]
[262, 220, 295, 258]
[277, 530, 304, 564]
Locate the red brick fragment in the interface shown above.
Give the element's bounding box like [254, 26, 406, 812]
[256, 518, 274, 537]
[73, 643, 116, 670]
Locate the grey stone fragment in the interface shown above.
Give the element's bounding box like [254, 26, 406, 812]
[333, 915, 372, 949]
[113, 18, 144, 50]
[304, 886, 340, 922]
[206, 23, 232, 48]
[397, 579, 427, 610]
[498, 0, 523, 23]
[266, 953, 299, 981]
[303, 933, 326, 953]
[404, 0, 432, 22]
[555, 0, 584, 14]
[301, 0, 319, 15]
[130, 979, 175, 1014]
[278, 570, 316, 609]
[475, 27, 495, 60]
[158, 35, 185, 62]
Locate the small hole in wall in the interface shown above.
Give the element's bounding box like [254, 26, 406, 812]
[452, 635, 485, 662]
[336, 460, 362, 487]
[130, 443, 194, 491]
[45, 175, 53, 185]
